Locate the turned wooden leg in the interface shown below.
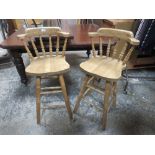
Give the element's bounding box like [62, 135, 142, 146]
[73, 75, 90, 113]
[59, 75, 73, 120]
[112, 82, 117, 108]
[36, 77, 41, 124]
[86, 50, 91, 58]
[9, 50, 28, 85]
[102, 81, 111, 130]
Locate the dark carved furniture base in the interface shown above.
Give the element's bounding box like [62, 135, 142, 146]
[9, 50, 28, 85]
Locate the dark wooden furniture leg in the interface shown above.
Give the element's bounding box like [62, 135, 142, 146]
[9, 50, 28, 85]
[32, 19, 38, 27]
[123, 67, 129, 94]
[86, 50, 91, 58]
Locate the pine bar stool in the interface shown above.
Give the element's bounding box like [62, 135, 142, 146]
[18, 27, 72, 124]
[73, 28, 139, 129]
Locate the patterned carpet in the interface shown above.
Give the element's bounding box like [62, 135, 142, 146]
[0, 51, 155, 135]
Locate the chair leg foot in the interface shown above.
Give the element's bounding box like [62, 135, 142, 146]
[59, 75, 73, 120]
[112, 82, 117, 108]
[86, 50, 91, 58]
[124, 67, 129, 94]
[102, 81, 111, 129]
[73, 75, 90, 113]
[102, 110, 108, 130]
[36, 77, 41, 124]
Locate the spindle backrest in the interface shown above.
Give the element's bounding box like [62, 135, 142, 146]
[89, 28, 139, 64]
[17, 27, 70, 61]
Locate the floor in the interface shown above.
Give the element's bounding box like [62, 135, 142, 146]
[0, 49, 155, 134]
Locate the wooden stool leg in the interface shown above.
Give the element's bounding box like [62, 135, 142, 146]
[36, 77, 41, 124]
[102, 81, 111, 129]
[112, 82, 117, 108]
[59, 75, 73, 120]
[73, 75, 90, 113]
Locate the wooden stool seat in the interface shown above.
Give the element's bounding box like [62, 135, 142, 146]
[26, 55, 70, 76]
[80, 56, 125, 81]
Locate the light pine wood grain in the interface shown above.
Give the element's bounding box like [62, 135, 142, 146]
[74, 28, 140, 130]
[39, 36, 46, 56]
[91, 37, 96, 57]
[31, 38, 39, 57]
[99, 37, 103, 56]
[17, 27, 70, 59]
[80, 56, 125, 81]
[36, 77, 41, 124]
[102, 81, 111, 129]
[59, 75, 73, 119]
[106, 39, 111, 57]
[17, 27, 71, 76]
[25, 55, 70, 76]
[73, 75, 90, 113]
[112, 82, 117, 108]
[17, 27, 72, 123]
